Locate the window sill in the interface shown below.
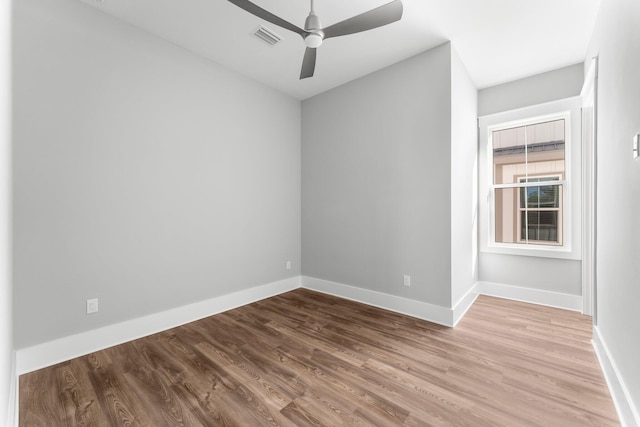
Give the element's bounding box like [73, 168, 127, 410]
[482, 243, 581, 260]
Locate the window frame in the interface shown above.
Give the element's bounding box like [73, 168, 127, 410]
[479, 97, 581, 260]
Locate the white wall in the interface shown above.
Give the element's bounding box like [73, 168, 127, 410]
[1, 0, 14, 424]
[478, 63, 584, 117]
[586, 0, 640, 421]
[450, 47, 478, 305]
[302, 43, 454, 308]
[13, 0, 301, 349]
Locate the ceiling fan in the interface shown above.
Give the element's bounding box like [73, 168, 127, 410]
[227, 0, 403, 79]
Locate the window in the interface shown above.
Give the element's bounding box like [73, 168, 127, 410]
[478, 97, 581, 260]
[491, 117, 566, 247]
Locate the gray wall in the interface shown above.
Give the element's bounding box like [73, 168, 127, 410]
[478, 63, 584, 117]
[450, 47, 479, 305]
[480, 253, 581, 294]
[586, 0, 640, 414]
[302, 43, 466, 308]
[1, 1, 13, 423]
[13, 0, 301, 349]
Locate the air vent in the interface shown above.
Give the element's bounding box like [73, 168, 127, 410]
[253, 25, 283, 46]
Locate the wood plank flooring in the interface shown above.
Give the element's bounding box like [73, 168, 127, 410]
[19, 289, 619, 426]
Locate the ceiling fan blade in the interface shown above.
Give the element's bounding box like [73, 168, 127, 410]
[227, 0, 307, 36]
[300, 47, 317, 79]
[322, 0, 403, 40]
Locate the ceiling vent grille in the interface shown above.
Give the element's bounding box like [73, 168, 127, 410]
[253, 26, 283, 46]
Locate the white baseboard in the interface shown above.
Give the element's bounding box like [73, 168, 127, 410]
[302, 276, 472, 327]
[476, 281, 582, 312]
[16, 276, 301, 375]
[8, 350, 17, 427]
[592, 326, 640, 427]
[452, 284, 479, 327]
[16, 276, 581, 376]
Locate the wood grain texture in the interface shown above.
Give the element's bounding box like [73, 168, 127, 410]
[19, 290, 619, 426]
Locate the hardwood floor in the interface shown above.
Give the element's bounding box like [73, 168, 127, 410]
[19, 289, 619, 426]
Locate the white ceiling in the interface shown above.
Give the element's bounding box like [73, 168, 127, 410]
[80, 0, 601, 100]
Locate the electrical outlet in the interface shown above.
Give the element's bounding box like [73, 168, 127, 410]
[403, 275, 411, 287]
[87, 298, 99, 314]
[286, 260, 292, 270]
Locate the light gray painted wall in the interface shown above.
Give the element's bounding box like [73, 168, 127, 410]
[478, 63, 584, 117]
[479, 253, 581, 294]
[586, 0, 640, 414]
[302, 43, 453, 308]
[13, 0, 301, 349]
[1, 0, 13, 423]
[450, 47, 479, 305]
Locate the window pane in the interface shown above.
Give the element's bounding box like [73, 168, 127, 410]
[496, 185, 562, 245]
[520, 184, 560, 208]
[494, 119, 566, 185]
[526, 119, 565, 177]
[494, 187, 519, 244]
[493, 127, 526, 185]
[537, 185, 560, 208]
[521, 211, 559, 242]
[526, 119, 565, 145]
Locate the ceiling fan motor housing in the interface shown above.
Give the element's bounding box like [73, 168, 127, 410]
[304, 12, 324, 47]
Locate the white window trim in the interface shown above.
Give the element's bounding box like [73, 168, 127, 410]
[479, 97, 582, 260]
